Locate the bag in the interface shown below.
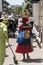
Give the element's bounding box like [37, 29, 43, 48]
[16, 31, 24, 44]
[17, 30, 30, 44]
[24, 30, 30, 39]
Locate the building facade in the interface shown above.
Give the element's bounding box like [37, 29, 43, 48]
[2, 0, 9, 12]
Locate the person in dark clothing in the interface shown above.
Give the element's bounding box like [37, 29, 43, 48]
[8, 19, 16, 33]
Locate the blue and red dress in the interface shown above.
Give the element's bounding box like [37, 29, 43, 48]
[15, 24, 33, 54]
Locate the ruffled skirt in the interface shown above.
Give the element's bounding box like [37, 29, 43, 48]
[15, 43, 33, 54]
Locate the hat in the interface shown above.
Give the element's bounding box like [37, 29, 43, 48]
[22, 16, 28, 22]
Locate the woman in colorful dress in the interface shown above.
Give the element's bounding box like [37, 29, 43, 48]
[15, 16, 33, 60]
[0, 18, 8, 65]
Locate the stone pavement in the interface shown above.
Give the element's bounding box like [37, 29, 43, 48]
[3, 37, 43, 65]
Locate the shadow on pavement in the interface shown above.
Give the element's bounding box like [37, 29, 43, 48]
[6, 44, 13, 48]
[32, 46, 37, 48]
[19, 58, 43, 63]
[5, 54, 9, 57]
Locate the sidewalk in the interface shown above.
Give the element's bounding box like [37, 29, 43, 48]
[3, 38, 43, 65]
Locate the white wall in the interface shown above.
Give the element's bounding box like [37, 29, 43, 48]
[0, 0, 2, 12]
[32, 3, 39, 25]
[39, 0, 43, 27]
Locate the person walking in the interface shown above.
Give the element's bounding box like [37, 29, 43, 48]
[15, 16, 33, 60]
[0, 18, 8, 65]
